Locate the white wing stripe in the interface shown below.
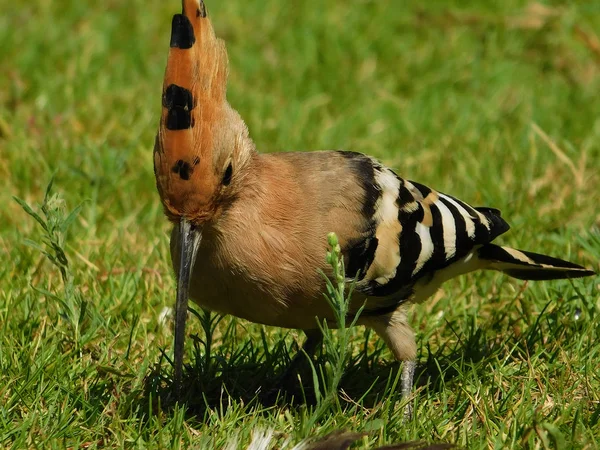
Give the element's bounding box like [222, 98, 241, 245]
[439, 194, 476, 238]
[434, 200, 457, 259]
[413, 221, 434, 276]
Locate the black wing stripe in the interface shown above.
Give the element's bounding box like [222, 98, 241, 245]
[421, 203, 446, 274]
[408, 180, 432, 198]
[344, 236, 379, 280]
[396, 202, 422, 283]
[398, 183, 416, 207]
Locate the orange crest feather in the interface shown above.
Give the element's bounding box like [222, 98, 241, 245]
[154, 0, 229, 220]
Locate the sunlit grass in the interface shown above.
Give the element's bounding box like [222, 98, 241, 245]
[1, 0, 599, 448]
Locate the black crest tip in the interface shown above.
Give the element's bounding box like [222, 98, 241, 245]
[170, 14, 195, 49]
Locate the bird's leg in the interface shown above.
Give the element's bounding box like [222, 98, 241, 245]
[365, 307, 417, 420]
[401, 360, 416, 420]
[263, 329, 322, 401]
[281, 329, 323, 383]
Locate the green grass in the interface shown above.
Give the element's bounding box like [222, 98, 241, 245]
[1, 0, 599, 448]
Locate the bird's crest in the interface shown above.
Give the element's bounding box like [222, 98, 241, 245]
[154, 0, 231, 221]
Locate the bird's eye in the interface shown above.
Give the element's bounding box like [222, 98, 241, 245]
[222, 162, 233, 186]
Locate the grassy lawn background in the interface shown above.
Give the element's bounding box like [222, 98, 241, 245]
[1, 0, 599, 448]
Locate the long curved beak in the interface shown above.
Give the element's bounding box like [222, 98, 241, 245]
[173, 218, 202, 397]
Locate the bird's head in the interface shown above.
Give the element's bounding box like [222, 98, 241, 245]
[154, 0, 254, 227]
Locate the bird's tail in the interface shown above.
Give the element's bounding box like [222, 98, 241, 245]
[478, 244, 595, 280]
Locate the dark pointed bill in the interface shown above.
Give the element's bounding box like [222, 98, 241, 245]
[173, 218, 202, 398]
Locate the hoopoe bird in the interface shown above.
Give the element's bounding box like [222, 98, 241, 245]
[153, 0, 596, 415]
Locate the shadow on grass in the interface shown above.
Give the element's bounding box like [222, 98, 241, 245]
[136, 279, 588, 423]
[132, 314, 500, 423]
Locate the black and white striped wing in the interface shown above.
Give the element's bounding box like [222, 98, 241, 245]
[341, 155, 509, 310]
